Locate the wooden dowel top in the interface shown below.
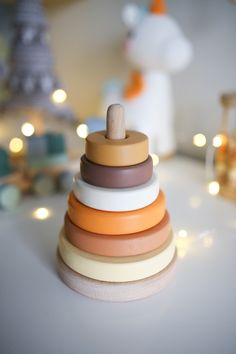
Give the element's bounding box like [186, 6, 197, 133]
[106, 104, 126, 140]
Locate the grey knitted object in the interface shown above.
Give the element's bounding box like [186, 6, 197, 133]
[3, 0, 74, 121]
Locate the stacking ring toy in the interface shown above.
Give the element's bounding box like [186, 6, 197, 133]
[80, 154, 153, 188]
[64, 212, 171, 257]
[68, 190, 166, 235]
[58, 228, 176, 282]
[57, 250, 177, 302]
[73, 172, 159, 211]
[85, 104, 148, 167]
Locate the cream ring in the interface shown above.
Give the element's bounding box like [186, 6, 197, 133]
[58, 228, 176, 282]
[56, 250, 177, 302]
[73, 172, 159, 211]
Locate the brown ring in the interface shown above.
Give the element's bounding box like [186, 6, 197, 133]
[64, 211, 171, 257]
[80, 154, 153, 188]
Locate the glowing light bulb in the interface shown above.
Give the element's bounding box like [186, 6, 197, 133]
[52, 89, 67, 104]
[21, 122, 35, 137]
[33, 207, 51, 220]
[212, 134, 223, 148]
[150, 153, 159, 166]
[208, 181, 220, 195]
[193, 133, 206, 147]
[178, 229, 188, 238]
[9, 137, 23, 153]
[76, 124, 89, 138]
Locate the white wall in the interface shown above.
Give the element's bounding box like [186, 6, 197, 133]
[48, 0, 236, 158]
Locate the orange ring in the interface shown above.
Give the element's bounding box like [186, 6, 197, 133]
[67, 190, 166, 235]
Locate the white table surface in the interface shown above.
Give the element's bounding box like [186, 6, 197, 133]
[0, 156, 236, 354]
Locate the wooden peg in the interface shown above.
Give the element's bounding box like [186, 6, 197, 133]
[106, 104, 126, 140]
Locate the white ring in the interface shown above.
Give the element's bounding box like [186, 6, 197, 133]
[58, 228, 176, 282]
[73, 172, 159, 211]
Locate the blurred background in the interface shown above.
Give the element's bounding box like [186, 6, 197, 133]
[0, 0, 235, 159]
[0, 0, 236, 209]
[47, 0, 236, 159]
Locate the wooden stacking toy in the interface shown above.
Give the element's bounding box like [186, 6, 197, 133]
[57, 104, 177, 301]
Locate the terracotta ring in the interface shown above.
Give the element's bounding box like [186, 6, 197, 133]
[73, 172, 159, 211]
[80, 154, 153, 188]
[64, 211, 171, 257]
[85, 130, 148, 166]
[58, 228, 176, 282]
[67, 190, 166, 235]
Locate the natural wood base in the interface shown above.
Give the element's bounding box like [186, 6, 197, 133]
[56, 250, 177, 302]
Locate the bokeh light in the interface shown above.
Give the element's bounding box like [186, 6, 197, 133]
[21, 122, 35, 137]
[203, 236, 214, 248]
[208, 181, 220, 195]
[9, 137, 23, 153]
[212, 134, 223, 148]
[32, 207, 51, 220]
[150, 153, 159, 166]
[176, 236, 192, 259]
[76, 124, 89, 139]
[178, 229, 188, 238]
[51, 89, 67, 104]
[193, 133, 206, 147]
[189, 196, 202, 209]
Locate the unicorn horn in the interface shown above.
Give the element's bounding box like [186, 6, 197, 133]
[150, 0, 167, 15]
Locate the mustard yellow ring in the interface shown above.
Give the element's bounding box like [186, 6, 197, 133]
[85, 130, 148, 167]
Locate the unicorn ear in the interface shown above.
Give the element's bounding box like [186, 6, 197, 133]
[122, 3, 140, 29]
[150, 0, 167, 15]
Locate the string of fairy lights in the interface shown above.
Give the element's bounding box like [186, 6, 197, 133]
[8, 88, 69, 153]
[26, 129, 220, 262]
[193, 132, 224, 196]
[7, 87, 220, 257]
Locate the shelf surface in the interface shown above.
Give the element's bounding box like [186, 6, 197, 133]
[0, 156, 235, 354]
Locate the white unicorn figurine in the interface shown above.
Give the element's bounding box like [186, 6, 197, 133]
[103, 0, 193, 158]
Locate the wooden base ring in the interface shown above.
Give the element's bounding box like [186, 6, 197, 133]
[67, 190, 166, 235]
[56, 250, 177, 302]
[80, 154, 153, 188]
[64, 212, 171, 257]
